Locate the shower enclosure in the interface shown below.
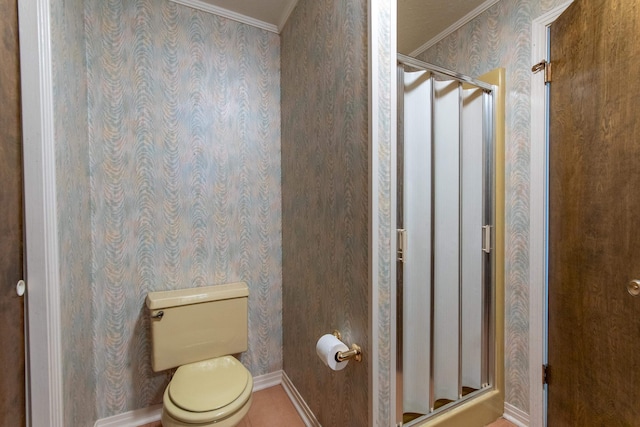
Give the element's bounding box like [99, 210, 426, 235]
[396, 55, 504, 426]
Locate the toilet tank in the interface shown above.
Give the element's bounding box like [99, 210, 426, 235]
[146, 282, 248, 372]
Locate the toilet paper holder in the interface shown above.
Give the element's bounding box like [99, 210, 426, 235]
[332, 330, 362, 363]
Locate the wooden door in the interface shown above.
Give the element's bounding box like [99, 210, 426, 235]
[548, 0, 640, 425]
[0, 0, 25, 424]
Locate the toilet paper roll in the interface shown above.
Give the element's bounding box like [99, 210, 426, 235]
[316, 334, 350, 371]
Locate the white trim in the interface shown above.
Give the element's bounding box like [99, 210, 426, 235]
[409, 0, 502, 57]
[93, 404, 163, 427]
[93, 371, 291, 427]
[169, 0, 280, 33]
[504, 402, 530, 427]
[17, 0, 64, 426]
[252, 370, 283, 391]
[529, 3, 573, 427]
[389, 0, 398, 426]
[281, 371, 321, 427]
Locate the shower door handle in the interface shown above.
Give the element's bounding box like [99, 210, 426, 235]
[482, 225, 492, 254]
[397, 229, 407, 263]
[627, 280, 640, 297]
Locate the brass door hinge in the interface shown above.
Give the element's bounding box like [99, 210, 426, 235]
[532, 60, 552, 83]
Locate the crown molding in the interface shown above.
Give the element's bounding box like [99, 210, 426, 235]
[170, 0, 280, 33]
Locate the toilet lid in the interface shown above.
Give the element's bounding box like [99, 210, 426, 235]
[168, 356, 250, 413]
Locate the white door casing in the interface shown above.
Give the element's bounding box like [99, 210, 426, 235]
[528, 2, 573, 427]
[17, 0, 64, 425]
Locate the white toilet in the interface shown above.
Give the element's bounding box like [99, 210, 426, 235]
[146, 282, 253, 427]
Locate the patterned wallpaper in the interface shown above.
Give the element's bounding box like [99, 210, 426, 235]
[84, 0, 282, 419]
[418, 0, 567, 413]
[371, 0, 395, 425]
[51, 0, 96, 424]
[280, 0, 369, 425]
[54, 0, 377, 423]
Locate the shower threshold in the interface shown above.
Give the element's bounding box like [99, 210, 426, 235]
[401, 385, 492, 427]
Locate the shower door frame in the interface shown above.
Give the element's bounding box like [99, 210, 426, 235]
[395, 54, 505, 427]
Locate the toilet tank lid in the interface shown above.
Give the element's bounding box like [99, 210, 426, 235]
[146, 282, 248, 310]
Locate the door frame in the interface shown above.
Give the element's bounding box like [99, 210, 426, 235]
[17, 0, 64, 425]
[529, 2, 572, 427]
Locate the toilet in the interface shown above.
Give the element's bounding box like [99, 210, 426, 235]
[146, 282, 253, 427]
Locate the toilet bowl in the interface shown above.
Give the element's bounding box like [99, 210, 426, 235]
[146, 283, 253, 427]
[161, 356, 253, 427]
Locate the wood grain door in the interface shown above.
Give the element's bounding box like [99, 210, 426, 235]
[548, 0, 640, 425]
[0, 0, 25, 424]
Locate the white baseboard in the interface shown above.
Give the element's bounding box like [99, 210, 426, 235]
[253, 370, 283, 391]
[504, 402, 530, 427]
[93, 370, 290, 427]
[281, 371, 321, 427]
[93, 403, 163, 427]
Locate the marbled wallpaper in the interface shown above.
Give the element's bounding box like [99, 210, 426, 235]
[371, 0, 395, 425]
[51, 0, 406, 424]
[84, 0, 282, 419]
[418, 0, 567, 413]
[51, 0, 95, 425]
[280, 0, 369, 425]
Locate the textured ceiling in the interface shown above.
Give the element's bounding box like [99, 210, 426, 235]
[187, 0, 490, 52]
[398, 0, 491, 55]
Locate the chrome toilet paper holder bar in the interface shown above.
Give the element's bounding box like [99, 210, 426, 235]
[332, 330, 362, 363]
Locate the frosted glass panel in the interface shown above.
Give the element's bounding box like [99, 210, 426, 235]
[461, 88, 484, 390]
[399, 61, 493, 423]
[397, 58, 494, 426]
[432, 79, 460, 402]
[402, 70, 432, 414]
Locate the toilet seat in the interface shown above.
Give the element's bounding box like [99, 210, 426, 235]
[163, 356, 253, 424]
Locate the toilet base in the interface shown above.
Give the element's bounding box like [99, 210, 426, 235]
[161, 394, 252, 427]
